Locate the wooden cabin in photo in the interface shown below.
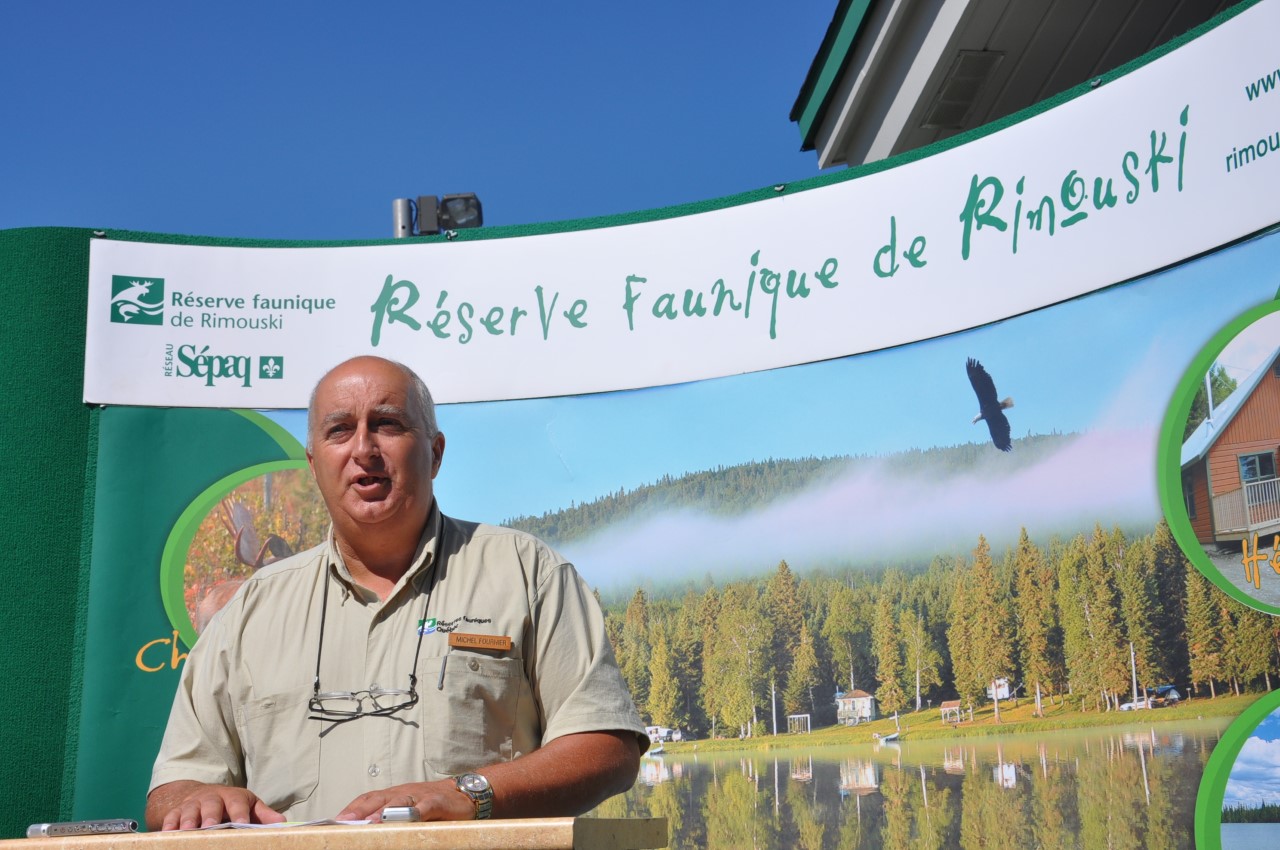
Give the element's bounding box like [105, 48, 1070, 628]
[1182, 346, 1280, 545]
[835, 689, 877, 725]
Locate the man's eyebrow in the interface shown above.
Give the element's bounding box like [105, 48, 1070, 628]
[319, 410, 352, 429]
[317, 405, 412, 431]
[371, 404, 411, 419]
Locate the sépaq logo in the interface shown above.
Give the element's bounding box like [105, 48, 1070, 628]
[110, 276, 164, 325]
[174, 346, 285, 388]
[258, 356, 284, 380]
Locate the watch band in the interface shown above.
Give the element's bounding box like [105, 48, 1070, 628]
[454, 773, 494, 820]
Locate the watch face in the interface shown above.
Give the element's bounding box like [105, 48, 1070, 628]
[461, 774, 490, 793]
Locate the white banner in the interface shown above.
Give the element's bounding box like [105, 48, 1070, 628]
[85, 1, 1280, 407]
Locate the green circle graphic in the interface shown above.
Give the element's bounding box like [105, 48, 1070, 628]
[1156, 299, 1280, 616]
[159, 459, 311, 649]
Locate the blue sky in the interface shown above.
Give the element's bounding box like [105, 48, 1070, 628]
[1216, 310, 1280, 386]
[1226, 708, 1280, 807]
[1, 2, 834, 238]
[21, 2, 1278, 586]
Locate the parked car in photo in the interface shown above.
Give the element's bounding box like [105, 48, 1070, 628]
[644, 725, 682, 743]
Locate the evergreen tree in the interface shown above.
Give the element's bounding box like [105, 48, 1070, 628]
[900, 607, 942, 712]
[670, 589, 708, 734]
[913, 558, 958, 698]
[949, 537, 1014, 719]
[1184, 363, 1238, 440]
[697, 586, 722, 736]
[822, 581, 873, 694]
[646, 627, 680, 724]
[602, 599, 624, 669]
[1148, 520, 1191, 684]
[1080, 527, 1129, 710]
[581, 514, 1227, 732]
[1270, 616, 1280, 691]
[1013, 528, 1060, 714]
[1057, 529, 1130, 710]
[872, 588, 908, 715]
[782, 621, 820, 716]
[1223, 600, 1268, 694]
[1185, 559, 1223, 697]
[948, 557, 980, 705]
[796, 575, 838, 725]
[619, 589, 652, 710]
[1114, 535, 1166, 687]
[764, 560, 804, 706]
[704, 583, 773, 736]
[1057, 535, 1096, 708]
[764, 561, 803, 666]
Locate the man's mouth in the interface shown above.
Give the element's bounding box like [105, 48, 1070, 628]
[354, 475, 389, 489]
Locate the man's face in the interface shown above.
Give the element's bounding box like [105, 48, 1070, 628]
[306, 358, 444, 538]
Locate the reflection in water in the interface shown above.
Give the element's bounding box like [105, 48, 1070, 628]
[840, 759, 879, 798]
[597, 720, 1224, 849]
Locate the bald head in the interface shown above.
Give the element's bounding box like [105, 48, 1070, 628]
[306, 357, 438, 451]
[305, 355, 446, 565]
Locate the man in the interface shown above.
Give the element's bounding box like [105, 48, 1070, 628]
[146, 356, 645, 830]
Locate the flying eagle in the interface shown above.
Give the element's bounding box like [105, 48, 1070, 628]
[966, 358, 1014, 451]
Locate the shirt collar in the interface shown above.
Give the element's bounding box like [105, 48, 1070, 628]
[323, 503, 444, 604]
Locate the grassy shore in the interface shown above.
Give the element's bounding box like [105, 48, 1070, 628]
[658, 691, 1260, 754]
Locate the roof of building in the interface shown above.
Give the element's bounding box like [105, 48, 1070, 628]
[836, 689, 875, 700]
[792, 0, 1235, 168]
[1182, 346, 1280, 467]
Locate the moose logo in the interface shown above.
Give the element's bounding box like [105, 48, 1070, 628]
[110, 276, 165, 325]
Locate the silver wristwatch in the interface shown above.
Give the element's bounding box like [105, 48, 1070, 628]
[454, 773, 494, 820]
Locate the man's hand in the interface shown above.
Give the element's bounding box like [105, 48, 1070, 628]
[336, 730, 640, 823]
[337, 779, 474, 822]
[145, 781, 285, 831]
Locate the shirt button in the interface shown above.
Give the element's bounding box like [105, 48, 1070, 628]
[368, 765, 381, 777]
[468, 659, 480, 671]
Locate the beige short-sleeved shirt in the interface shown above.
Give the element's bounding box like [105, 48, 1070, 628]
[150, 507, 645, 820]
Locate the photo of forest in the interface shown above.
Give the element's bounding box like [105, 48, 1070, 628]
[514, 468, 1267, 738]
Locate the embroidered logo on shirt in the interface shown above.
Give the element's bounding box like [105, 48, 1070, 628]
[418, 617, 438, 636]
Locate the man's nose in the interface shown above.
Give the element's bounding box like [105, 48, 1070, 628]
[351, 425, 381, 461]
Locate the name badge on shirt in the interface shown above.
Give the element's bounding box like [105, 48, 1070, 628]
[448, 632, 513, 651]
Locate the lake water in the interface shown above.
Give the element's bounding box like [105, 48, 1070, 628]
[1221, 823, 1280, 848]
[594, 719, 1228, 849]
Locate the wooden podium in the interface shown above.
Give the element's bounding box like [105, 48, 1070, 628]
[7, 819, 668, 850]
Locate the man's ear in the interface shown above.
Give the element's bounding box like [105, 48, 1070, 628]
[431, 432, 446, 478]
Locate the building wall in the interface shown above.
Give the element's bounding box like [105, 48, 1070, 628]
[1186, 460, 1215, 544]
[1207, 358, 1280, 497]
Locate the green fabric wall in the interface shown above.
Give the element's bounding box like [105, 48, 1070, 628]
[0, 227, 96, 838]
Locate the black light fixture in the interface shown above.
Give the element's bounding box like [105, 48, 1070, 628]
[393, 194, 484, 237]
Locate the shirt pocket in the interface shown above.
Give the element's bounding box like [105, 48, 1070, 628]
[422, 652, 529, 776]
[235, 691, 320, 811]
